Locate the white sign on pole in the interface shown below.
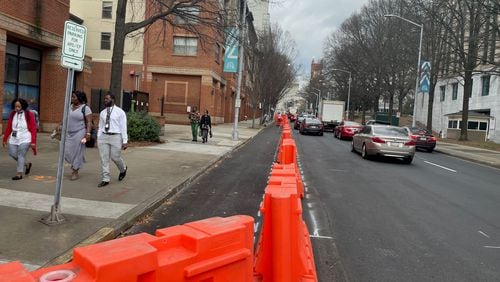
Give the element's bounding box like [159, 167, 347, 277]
[62, 21, 87, 59]
[61, 55, 83, 71]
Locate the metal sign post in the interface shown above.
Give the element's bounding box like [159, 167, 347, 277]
[41, 21, 86, 225]
[41, 69, 74, 225]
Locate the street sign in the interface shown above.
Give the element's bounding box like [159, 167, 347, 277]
[223, 27, 239, 73]
[419, 61, 431, 93]
[62, 21, 87, 60]
[61, 55, 83, 71]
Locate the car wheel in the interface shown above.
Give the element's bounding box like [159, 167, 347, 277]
[427, 148, 433, 153]
[361, 144, 369, 159]
[351, 141, 356, 152]
[339, 132, 343, 140]
[319, 132, 323, 136]
[403, 156, 413, 164]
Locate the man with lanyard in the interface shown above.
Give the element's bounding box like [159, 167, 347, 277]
[97, 93, 128, 187]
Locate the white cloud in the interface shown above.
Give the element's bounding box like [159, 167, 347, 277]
[270, 0, 369, 82]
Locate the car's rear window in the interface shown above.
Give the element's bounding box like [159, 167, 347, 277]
[305, 118, 321, 124]
[344, 121, 361, 126]
[373, 126, 409, 137]
[410, 128, 431, 135]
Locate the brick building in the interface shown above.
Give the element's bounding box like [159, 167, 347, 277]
[0, 0, 91, 132]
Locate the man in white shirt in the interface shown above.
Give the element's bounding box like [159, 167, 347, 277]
[97, 93, 128, 187]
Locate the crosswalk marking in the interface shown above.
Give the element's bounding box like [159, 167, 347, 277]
[0, 188, 134, 219]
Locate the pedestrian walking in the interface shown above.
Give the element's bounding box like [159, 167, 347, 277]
[199, 110, 212, 143]
[188, 107, 200, 142]
[96, 93, 128, 187]
[64, 90, 92, 180]
[2, 98, 37, 180]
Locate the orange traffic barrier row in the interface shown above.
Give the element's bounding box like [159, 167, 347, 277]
[0, 216, 254, 282]
[253, 184, 317, 281]
[271, 163, 304, 199]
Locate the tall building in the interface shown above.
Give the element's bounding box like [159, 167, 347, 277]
[247, 0, 270, 34]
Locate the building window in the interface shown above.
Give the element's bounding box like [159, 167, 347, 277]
[102, 1, 113, 19]
[174, 7, 200, 25]
[3, 42, 41, 120]
[173, 36, 197, 55]
[440, 85, 446, 101]
[215, 43, 220, 63]
[452, 83, 458, 100]
[101, 32, 111, 50]
[448, 120, 458, 129]
[468, 121, 479, 130]
[479, 122, 488, 131]
[481, 76, 490, 96]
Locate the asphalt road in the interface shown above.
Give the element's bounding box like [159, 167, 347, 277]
[295, 130, 500, 282]
[123, 125, 281, 239]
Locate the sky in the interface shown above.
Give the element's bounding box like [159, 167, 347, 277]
[269, 0, 369, 83]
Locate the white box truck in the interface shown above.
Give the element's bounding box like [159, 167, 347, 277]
[318, 100, 345, 131]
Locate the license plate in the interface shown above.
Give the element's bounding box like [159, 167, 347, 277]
[387, 142, 402, 147]
[310, 126, 317, 128]
[419, 137, 427, 141]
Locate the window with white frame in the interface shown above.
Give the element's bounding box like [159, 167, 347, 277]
[101, 32, 111, 50]
[173, 36, 198, 55]
[448, 119, 487, 131]
[481, 75, 490, 96]
[102, 1, 112, 19]
[174, 7, 200, 25]
[440, 85, 446, 101]
[452, 83, 458, 100]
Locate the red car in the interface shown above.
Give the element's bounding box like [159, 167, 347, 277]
[334, 121, 363, 139]
[406, 127, 437, 152]
[299, 118, 324, 136]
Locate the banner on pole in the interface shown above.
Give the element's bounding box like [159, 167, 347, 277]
[419, 61, 431, 93]
[223, 28, 239, 73]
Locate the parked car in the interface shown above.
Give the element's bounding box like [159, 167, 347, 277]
[294, 114, 314, 130]
[406, 127, 437, 152]
[351, 125, 416, 163]
[299, 118, 324, 136]
[334, 121, 363, 139]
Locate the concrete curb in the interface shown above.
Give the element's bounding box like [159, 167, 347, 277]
[433, 149, 500, 170]
[42, 125, 266, 267]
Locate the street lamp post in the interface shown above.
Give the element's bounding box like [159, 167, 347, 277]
[331, 69, 351, 120]
[385, 14, 423, 128]
[311, 88, 321, 116]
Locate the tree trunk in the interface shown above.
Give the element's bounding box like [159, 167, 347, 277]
[460, 70, 472, 141]
[426, 82, 436, 131]
[388, 90, 394, 125]
[109, 0, 128, 106]
[251, 107, 257, 128]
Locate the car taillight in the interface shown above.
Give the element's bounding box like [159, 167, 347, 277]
[410, 135, 419, 140]
[429, 137, 437, 142]
[372, 137, 386, 143]
[404, 140, 416, 146]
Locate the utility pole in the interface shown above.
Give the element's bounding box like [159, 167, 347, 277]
[232, 0, 246, 141]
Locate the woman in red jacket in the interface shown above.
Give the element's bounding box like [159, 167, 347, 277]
[2, 98, 37, 180]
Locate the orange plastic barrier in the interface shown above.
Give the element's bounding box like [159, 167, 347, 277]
[271, 163, 304, 198]
[253, 184, 317, 281]
[1, 216, 254, 282]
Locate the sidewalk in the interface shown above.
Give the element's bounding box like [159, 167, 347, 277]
[0, 120, 264, 270]
[434, 141, 500, 169]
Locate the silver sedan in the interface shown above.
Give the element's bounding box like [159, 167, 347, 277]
[351, 125, 416, 164]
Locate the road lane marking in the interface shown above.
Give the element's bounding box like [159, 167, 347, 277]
[310, 234, 334, 240]
[0, 188, 134, 219]
[484, 246, 500, 249]
[423, 161, 457, 173]
[478, 230, 490, 238]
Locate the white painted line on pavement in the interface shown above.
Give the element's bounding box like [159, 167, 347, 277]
[0, 188, 134, 219]
[0, 259, 40, 271]
[484, 246, 500, 249]
[423, 161, 457, 173]
[478, 230, 490, 238]
[310, 234, 334, 240]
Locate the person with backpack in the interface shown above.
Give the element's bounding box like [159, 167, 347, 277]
[64, 90, 92, 180]
[2, 98, 37, 180]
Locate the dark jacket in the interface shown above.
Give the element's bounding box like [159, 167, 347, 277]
[200, 114, 212, 130]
